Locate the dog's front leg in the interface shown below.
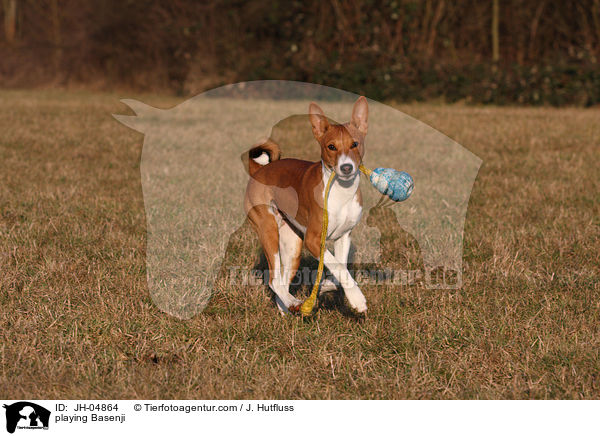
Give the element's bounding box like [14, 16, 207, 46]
[318, 231, 353, 293]
[319, 233, 350, 293]
[333, 231, 351, 267]
[306, 228, 367, 313]
[324, 250, 367, 313]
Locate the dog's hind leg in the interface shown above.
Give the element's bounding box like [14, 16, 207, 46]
[279, 221, 303, 291]
[247, 205, 302, 313]
[274, 220, 304, 314]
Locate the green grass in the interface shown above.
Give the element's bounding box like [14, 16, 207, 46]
[0, 90, 599, 399]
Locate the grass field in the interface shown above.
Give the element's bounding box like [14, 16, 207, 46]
[0, 89, 599, 399]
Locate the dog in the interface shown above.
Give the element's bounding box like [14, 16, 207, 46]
[244, 96, 369, 314]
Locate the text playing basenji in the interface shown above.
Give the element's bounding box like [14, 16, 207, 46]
[244, 96, 369, 314]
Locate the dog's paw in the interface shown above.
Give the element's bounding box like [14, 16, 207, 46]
[288, 303, 301, 314]
[290, 296, 303, 307]
[275, 294, 303, 315]
[344, 285, 367, 313]
[282, 295, 302, 311]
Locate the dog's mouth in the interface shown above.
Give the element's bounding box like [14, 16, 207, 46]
[335, 170, 359, 182]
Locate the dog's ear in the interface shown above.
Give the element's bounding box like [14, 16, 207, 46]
[351, 96, 368, 135]
[309, 102, 329, 140]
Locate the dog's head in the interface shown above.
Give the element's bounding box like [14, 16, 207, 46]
[309, 96, 368, 181]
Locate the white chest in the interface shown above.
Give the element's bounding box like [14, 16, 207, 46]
[323, 175, 363, 241]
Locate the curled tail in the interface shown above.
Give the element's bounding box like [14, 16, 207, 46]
[248, 138, 281, 177]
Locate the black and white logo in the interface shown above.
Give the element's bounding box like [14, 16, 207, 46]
[3, 402, 50, 434]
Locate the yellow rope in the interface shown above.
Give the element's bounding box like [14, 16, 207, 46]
[299, 169, 336, 316]
[359, 163, 372, 178]
[299, 164, 372, 316]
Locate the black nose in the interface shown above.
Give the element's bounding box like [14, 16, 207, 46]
[340, 164, 353, 175]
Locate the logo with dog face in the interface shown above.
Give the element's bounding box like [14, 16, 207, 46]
[115, 81, 482, 318]
[3, 402, 50, 433]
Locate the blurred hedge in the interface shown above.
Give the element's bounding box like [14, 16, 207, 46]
[1, 0, 599, 105]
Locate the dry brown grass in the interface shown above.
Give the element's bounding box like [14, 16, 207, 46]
[0, 89, 599, 399]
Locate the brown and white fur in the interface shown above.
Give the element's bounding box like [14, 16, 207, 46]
[244, 96, 368, 314]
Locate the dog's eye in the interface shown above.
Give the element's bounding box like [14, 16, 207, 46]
[328, 144, 336, 151]
[351, 141, 359, 148]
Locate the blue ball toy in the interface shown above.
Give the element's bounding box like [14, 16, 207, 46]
[369, 167, 414, 202]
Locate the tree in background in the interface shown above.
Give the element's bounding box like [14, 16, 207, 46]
[0, 0, 599, 105]
[3, 0, 17, 44]
[492, 0, 499, 62]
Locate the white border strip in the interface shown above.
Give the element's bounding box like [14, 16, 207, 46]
[1, 400, 597, 436]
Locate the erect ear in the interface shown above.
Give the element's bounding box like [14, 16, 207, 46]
[351, 96, 368, 134]
[309, 102, 329, 140]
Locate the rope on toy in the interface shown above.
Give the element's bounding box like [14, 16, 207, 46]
[298, 163, 414, 316]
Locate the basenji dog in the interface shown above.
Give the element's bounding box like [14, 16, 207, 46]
[244, 96, 369, 314]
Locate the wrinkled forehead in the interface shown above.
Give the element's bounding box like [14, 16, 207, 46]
[322, 123, 360, 143]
